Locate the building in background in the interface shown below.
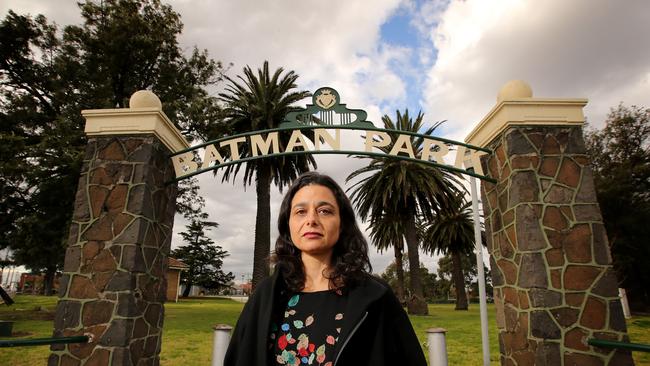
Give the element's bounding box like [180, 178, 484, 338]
[166, 257, 189, 302]
[0, 248, 23, 293]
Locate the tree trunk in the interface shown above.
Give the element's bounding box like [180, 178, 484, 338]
[393, 241, 406, 303]
[0, 285, 14, 305]
[452, 250, 469, 310]
[42, 268, 56, 296]
[182, 279, 193, 297]
[252, 165, 272, 291]
[404, 213, 428, 315]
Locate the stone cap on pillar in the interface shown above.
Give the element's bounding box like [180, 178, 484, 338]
[83, 90, 190, 153]
[465, 80, 588, 148]
[213, 324, 234, 331]
[426, 328, 447, 334]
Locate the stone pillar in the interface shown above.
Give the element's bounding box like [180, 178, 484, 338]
[49, 91, 189, 366]
[466, 81, 634, 366]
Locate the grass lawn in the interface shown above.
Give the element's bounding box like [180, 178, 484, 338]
[1, 295, 649, 365]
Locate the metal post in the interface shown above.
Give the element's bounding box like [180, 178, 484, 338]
[426, 328, 448, 366]
[175, 271, 181, 303]
[0, 335, 90, 347]
[619, 288, 632, 319]
[4, 267, 10, 287]
[211, 324, 233, 366]
[470, 176, 490, 366]
[7, 267, 15, 291]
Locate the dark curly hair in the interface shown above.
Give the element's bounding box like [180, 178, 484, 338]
[273, 171, 371, 292]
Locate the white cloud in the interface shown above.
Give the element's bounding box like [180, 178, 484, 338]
[0, 1, 81, 27]
[170, 0, 407, 107]
[421, 0, 650, 140]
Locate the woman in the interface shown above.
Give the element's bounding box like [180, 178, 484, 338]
[225, 172, 426, 366]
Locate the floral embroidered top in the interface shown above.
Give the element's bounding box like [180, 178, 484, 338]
[270, 290, 347, 366]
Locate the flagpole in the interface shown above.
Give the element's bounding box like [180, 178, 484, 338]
[470, 175, 490, 366]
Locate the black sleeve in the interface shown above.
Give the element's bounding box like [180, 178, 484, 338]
[223, 291, 258, 366]
[224, 274, 279, 366]
[383, 290, 428, 366]
[223, 302, 248, 366]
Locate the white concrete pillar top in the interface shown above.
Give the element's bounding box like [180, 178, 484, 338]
[129, 90, 162, 109]
[213, 324, 234, 331]
[497, 79, 533, 102]
[465, 80, 588, 148]
[83, 90, 190, 153]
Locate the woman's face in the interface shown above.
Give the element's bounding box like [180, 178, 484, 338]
[289, 184, 341, 259]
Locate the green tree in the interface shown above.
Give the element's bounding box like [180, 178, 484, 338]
[0, 12, 63, 255]
[172, 217, 234, 297]
[585, 103, 650, 311]
[0, 1, 226, 294]
[347, 110, 459, 314]
[437, 253, 476, 286]
[0, 11, 89, 294]
[368, 213, 406, 301]
[423, 192, 476, 310]
[437, 253, 472, 303]
[212, 61, 316, 290]
[381, 256, 438, 302]
[469, 266, 492, 302]
[433, 276, 452, 301]
[437, 250, 492, 301]
[176, 177, 207, 220]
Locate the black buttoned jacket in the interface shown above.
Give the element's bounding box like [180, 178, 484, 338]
[224, 269, 427, 366]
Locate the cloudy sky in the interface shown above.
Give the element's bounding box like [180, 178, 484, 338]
[2, 0, 649, 282]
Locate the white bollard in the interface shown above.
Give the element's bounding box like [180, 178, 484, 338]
[426, 328, 448, 366]
[619, 288, 632, 319]
[211, 324, 233, 366]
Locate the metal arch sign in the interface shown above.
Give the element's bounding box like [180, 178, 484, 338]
[169, 87, 495, 183]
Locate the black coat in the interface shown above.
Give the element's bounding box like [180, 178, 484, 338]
[224, 269, 427, 366]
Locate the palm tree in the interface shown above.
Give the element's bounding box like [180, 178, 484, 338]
[422, 191, 476, 310]
[368, 213, 406, 302]
[347, 110, 459, 315]
[212, 61, 316, 290]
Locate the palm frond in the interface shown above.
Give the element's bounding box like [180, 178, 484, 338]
[211, 61, 315, 188]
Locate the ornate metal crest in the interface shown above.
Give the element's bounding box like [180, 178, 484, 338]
[281, 87, 373, 128]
